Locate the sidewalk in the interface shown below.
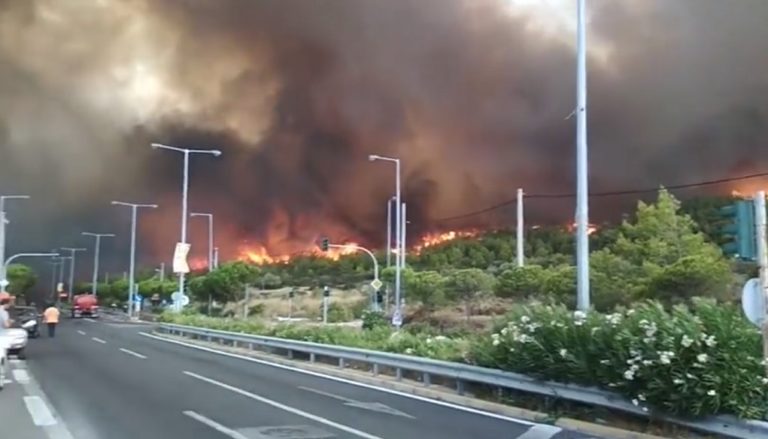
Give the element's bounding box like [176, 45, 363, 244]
[0, 360, 48, 439]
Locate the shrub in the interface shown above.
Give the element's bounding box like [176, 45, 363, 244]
[362, 310, 388, 331]
[495, 265, 547, 299]
[473, 300, 768, 419]
[325, 302, 353, 323]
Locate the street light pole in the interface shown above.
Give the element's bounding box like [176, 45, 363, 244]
[82, 232, 115, 297]
[112, 201, 158, 318]
[0, 195, 30, 289]
[151, 143, 221, 311]
[190, 212, 214, 272]
[61, 248, 86, 302]
[575, 0, 590, 311]
[517, 188, 524, 267]
[386, 198, 393, 268]
[369, 155, 402, 323]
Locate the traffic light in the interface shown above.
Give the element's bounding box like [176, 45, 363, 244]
[289, 289, 295, 299]
[375, 290, 383, 304]
[323, 286, 330, 297]
[719, 200, 756, 261]
[321, 238, 329, 251]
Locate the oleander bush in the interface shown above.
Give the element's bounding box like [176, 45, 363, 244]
[471, 299, 768, 419]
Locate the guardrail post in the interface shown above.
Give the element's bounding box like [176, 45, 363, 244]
[396, 368, 403, 381]
[372, 363, 379, 376]
[310, 353, 316, 363]
[249, 342, 254, 350]
[233, 340, 238, 348]
[339, 358, 345, 368]
[423, 372, 431, 386]
[456, 380, 465, 395]
[288, 350, 293, 359]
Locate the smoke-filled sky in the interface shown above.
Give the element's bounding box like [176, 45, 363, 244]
[0, 0, 767, 276]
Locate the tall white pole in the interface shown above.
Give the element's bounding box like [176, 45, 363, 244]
[208, 216, 214, 272]
[62, 248, 86, 302]
[179, 150, 190, 310]
[575, 0, 590, 311]
[517, 188, 524, 267]
[394, 161, 402, 322]
[129, 207, 137, 317]
[754, 191, 768, 375]
[213, 248, 219, 269]
[398, 202, 406, 320]
[386, 198, 392, 268]
[0, 195, 30, 287]
[93, 235, 101, 297]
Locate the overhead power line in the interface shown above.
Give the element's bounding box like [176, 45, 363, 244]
[436, 170, 768, 223]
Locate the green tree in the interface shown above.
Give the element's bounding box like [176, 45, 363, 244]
[591, 189, 732, 309]
[495, 265, 548, 299]
[6, 264, 36, 300]
[260, 272, 283, 289]
[188, 261, 261, 303]
[406, 270, 447, 311]
[444, 268, 496, 320]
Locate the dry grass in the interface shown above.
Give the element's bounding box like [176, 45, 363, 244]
[226, 287, 369, 320]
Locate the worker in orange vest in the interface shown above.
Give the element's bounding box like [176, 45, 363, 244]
[43, 303, 60, 338]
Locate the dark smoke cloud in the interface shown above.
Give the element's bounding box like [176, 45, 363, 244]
[0, 0, 767, 275]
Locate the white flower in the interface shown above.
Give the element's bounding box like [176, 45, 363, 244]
[434, 335, 448, 342]
[642, 407, 649, 413]
[574, 310, 587, 320]
[704, 335, 717, 348]
[643, 337, 656, 344]
[707, 390, 717, 396]
[627, 309, 636, 316]
[673, 378, 684, 385]
[491, 333, 500, 341]
[681, 335, 694, 348]
[405, 348, 414, 355]
[574, 320, 584, 326]
[591, 327, 600, 335]
[686, 373, 695, 379]
[492, 339, 500, 346]
[509, 347, 515, 353]
[762, 377, 768, 385]
[559, 349, 568, 358]
[659, 351, 674, 365]
[600, 359, 611, 365]
[631, 398, 639, 406]
[697, 353, 709, 364]
[642, 360, 654, 366]
[624, 369, 636, 380]
[638, 394, 646, 401]
[500, 327, 509, 336]
[520, 315, 531, 324]
[606, 313, 622, 326]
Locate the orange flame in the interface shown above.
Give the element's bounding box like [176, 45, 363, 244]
[238, 241, 360, 265]
[414, 230, 481, 253]
[568, 222, 598, 235]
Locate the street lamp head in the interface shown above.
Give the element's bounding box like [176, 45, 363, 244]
[211, 150, 222, 157]
[368, 154, 379, 162]
[150, 143, 162, 149]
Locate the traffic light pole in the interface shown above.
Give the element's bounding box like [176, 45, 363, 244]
[753, 191, 768, 376]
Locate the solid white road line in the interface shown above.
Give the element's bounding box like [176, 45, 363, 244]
[77, 330, 86, 335]
[299, 386, 353, 402]
[183, 411, 249, 439]
[12, 368, 30, 384]
[517, 424, 563, 439]
[84, 318, 97, 323]
[23, 396, 58, 426]
[119, 348, 147, 359]
[141, 332, 534, 426]
[91, 337, 107, 344]
[184, 371, 382, 439]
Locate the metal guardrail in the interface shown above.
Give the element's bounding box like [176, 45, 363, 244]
[156, 323, 768, 439]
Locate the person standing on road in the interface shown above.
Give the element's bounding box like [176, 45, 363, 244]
[0, 297, 12, 332]
[43, 303, 60, 338]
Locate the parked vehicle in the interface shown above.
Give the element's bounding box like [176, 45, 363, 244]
[3, 327, 29, 360]
[14, 306, 41, 338]
[72, 294, 99, 318]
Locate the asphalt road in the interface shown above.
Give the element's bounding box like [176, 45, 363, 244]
[17, 317, 599, 439]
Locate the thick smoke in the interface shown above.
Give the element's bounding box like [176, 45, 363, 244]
[0, 0, 767, 270]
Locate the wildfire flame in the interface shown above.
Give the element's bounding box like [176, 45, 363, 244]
[414, 230, 481, 253]
[239, 241, 359, 265]
[568, 222, 598, 235]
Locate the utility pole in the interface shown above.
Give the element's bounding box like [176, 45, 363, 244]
[517, 188, 524, 267]
[575, 0, 591, 311]
[151, 143, 221, 311]
[0, 195, 30, 289]
[213, 248, 219, 269]
[61, 248, 86, 302]
[386, 197, 393, 268]
[112, 201, 157, 318]
[82, 232, 116, 297]
[158, 262, 165, 282]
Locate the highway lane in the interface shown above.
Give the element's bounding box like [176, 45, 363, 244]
[24, 318, 598, 439]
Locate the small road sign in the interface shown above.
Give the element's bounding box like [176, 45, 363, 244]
[370, 279, 383, 290]
[742, 277, 765, 327]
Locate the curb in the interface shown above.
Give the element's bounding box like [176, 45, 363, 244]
[156, 332, 670, 439]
